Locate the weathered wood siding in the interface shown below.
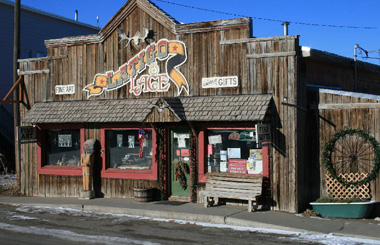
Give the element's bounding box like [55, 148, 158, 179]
[318, 92, 380, 208]
[305, 53, 380, 94]
[246, 36, 303, 212]
[17, 0, 309, 213]
[18, 5, 175, 198]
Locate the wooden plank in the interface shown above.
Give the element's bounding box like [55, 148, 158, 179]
[19, 69, 50, 75]
[319, 103, 380, 110]
[246, 51, 296, 59]
[202, 192, 260, 199]
[207, 184, 262, 191]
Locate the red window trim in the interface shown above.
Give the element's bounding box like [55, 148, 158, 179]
[100, 125, 158, 180]
[37, 124, 84, 176]
[198, 127, 269, 183]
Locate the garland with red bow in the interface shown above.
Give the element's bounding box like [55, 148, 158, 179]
[175, 161, 190, 190]
[158, 128, 168, 200]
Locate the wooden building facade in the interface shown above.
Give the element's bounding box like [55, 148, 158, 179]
[15, 0, 380, 213]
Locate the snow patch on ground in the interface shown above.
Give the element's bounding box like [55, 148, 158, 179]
[0, 222, 160, 245]
[0, 174, 16, 186]
[9, 204, 380, 245]
[10, 215, 38, 220]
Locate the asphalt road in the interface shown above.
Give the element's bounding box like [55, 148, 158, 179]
[0, 203, 320, 245]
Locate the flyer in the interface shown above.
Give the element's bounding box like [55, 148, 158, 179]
[227, 148, 241, 159]
[58, 134, 72, 147]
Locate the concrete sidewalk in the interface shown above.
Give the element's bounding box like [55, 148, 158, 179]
[0, 196, 379, 242]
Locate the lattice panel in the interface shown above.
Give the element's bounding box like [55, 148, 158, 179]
[325, 173, 371, 199]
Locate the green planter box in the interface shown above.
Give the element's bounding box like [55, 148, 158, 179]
[310, 201, 376, 218]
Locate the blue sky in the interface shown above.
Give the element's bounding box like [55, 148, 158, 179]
[18, 0, 380, 64]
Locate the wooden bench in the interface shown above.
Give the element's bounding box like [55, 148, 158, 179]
[200, 174, 263, 212]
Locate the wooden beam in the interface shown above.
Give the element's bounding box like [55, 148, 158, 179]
[220, 35, 299, 45]
[2, 75, 23, 102]
[176, 17, 250, 34]
[18, 55, 68, 63]
[0, 100, 19, 103]
[187, 121, 198, 139]
[18, 69, 49, 75]
[319, 103, 380, 110]
[247, 51, 296, 59]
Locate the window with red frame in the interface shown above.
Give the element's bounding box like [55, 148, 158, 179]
[37, 124, 84, 176]
[105, 129, 153, 170]
[44, 129, 81, 166]
[206, 129, 263, 175]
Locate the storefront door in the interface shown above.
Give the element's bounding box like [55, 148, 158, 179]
[170, 129, 191, 197]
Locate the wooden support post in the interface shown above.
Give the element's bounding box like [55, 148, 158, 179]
[1, 75, 24, 104]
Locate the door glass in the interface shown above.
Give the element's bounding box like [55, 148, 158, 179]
[171, 130, 190, 197]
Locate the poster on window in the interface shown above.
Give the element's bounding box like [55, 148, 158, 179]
[220, 161, 228, 172]
[58, 134, 72, 147]
[228, 159, 246, 174]
[128, 135, 135, 148]
[174, 133, 189, 148]
[117, 134, 123, 147]
[181, 149, 190, 157]
[247, 149, 263, 174]
[208, 135, 222, 144]
[220, 150, 228, 172]
[227, 148, 241, 159]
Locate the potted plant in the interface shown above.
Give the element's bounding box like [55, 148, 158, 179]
[311, 129, 380, 218]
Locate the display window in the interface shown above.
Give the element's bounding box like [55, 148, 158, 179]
[45, 129, 81, 166]
[206, 129, 263, 175]
[37, 124, 84, 176]
[100, 126, 157, 180]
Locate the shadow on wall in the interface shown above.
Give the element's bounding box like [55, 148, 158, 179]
[93, 140, 104, 198]
[271, 102, 286, 157]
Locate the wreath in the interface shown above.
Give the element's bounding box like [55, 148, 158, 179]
[175, 161, 190, 190]
[322, 129, 380, 186]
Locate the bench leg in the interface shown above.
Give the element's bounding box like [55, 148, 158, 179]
[214, 197, 219, 206]
[249, 199, 259, 212]
[204, 196, 209, 208]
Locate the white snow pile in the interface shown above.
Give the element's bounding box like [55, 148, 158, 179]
[9, 204, 380, 245]
[0, 173, 16, 193]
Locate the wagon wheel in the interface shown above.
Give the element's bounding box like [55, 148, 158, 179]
[322, 129, 380, 186]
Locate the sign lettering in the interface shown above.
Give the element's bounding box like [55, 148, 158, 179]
[17, 126, 36, 142]
[228, 159, 247, 174]
[83, 39, 189, 98]
[202, 76, 238, 88]
[255, 124, 271, 147]
[55, 84, 75, 95]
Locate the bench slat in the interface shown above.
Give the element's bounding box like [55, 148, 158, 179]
[207, 181, 262, 189]
[208, 176, 263, 183]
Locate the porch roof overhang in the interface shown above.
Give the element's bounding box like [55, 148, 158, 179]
[23, 94, 272, 124]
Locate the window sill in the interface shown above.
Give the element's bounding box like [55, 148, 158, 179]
[101, 168, 157, 180]
[38, 165, 82, 176]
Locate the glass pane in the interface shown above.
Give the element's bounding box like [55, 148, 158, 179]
[45, 129, 81, 166]
[207, 129, 262, 174]
[106, 129, 153, 170]
[172, 132, 190, 162]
